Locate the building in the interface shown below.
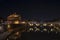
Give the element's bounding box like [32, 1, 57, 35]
[6, 13, 26, 32]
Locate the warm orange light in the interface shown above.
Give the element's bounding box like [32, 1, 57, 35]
[14, 21, 19, 24]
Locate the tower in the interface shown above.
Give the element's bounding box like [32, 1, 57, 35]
[7, 12, 21, 21]
[7, 12, 21, 24]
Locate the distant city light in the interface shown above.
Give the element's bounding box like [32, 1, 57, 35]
[29, 28, 34, 31]
[49, 24, 53, 26]
[29, 23, 34, 26]
[15, 32, 19, 35]
[35, 23, 40, 26]
[0, 26, 3, 30]
[43, 28, 47, 31]
[51, 29, 54, 31]
[21, 21, 26, 24]
[35, 27, 40, 32]
[43, 23, 47, 26]
[7, 24, 11, 28]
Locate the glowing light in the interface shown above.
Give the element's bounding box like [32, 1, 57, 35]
[0, 27, 3, 30]
[43, 28, 47, 31]
[43, 23, 47, 26]
[35, 28, 40, 31]
[8, 13, 19, 18]
[51, 29, 54, 31]
[21, 21, 26, 24]
[14, 15, 19, 17]
[36, 23, 40, 26]
[15, 32, 19, 35]
[7, 24, 11, 28]
[29, 28, 34, 31]
[14, 21, 19, 24]
[49, 24, 53, 26]
[29, 23, 33, 26]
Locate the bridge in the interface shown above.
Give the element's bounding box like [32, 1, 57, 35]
[0, 13, 60, 40]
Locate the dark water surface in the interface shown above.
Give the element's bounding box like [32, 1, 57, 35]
[20, 32, 60, 40]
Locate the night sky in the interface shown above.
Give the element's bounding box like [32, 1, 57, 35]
[0, 0, 60, 21]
